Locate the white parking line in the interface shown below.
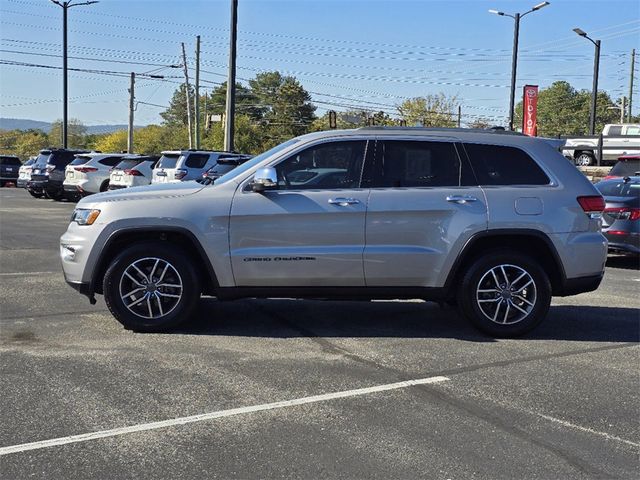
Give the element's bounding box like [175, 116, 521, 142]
[535, 412, 640, 448]
[0, 375, 449, 456]
[0, 271, 58, 276]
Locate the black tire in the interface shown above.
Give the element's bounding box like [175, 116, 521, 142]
[103, 242, 201, 332]
[99, 180, 109, 192]
[45, 189, 64, 201]
[457, 250, 551, 337]
[0, 181, 5, 187]
[28, 189, 43, 198]
[575, 152, 595, 167]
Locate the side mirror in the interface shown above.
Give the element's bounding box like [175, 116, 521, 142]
[251, 166, 278, 192]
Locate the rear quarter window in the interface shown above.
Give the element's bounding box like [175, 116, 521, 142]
[463, 143, 550, 186]
[184, 153, 210, 169]
[70, 156, 91, 166]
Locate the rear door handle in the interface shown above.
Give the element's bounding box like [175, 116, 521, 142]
[446, 195, 478, 204]
[328, 197, 360, 206]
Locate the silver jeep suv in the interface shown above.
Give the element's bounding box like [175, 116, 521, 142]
[60, 128, 607, 337]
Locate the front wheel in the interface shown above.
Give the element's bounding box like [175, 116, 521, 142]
[457, 251, 551, 337]
[103, 242, 201, 332]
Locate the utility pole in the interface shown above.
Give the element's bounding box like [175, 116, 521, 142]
[620, 97, 626, 123]
[50, 0, 99, 148]
[628, 49, 635, 123]
[457, 105, 462, 127]
[224, 0, 238, 152]
[194, 35, 201, 149]
[181, 42, 193, 149]
[127, 72, 135, 153]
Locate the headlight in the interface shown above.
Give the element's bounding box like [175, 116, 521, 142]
[71, 208, 101, 225]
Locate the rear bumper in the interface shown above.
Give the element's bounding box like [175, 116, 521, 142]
[108, 184, 127, 190]
[556, 273, 604, 296]
[16, 178, 29, 188]
[605, 232, 640, 254]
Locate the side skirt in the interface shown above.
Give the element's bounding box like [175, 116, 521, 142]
[215, 286, 449, 302]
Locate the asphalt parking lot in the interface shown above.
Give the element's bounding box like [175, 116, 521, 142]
[0, 187, 639, 479]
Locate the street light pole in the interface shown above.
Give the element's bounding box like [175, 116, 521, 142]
[50, 1, 99, 149]
[574, 28, 601, 135]
[489, 2, 550, 131]
[508, 13, 520, 132]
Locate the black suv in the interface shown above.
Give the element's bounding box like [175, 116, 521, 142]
[0, 155, 22, 186]
[28, 148, 88, 199]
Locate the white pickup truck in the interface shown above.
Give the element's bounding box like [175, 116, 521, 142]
[563, 123, 640, 166]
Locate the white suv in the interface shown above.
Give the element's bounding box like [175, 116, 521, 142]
[63, 153, 128, 199]
[152, 150, 248, 184]
[61, 128, 607, 337]
[108, 156, 159, 190]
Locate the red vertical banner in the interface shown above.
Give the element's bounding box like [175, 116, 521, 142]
[522, 85, 539, 136]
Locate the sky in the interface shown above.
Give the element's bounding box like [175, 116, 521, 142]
[1, 0, 639, 130]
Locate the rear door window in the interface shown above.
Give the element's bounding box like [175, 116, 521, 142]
[184, 153, 210, 169]
[607, 126, 623, 136]
[624, 126, 640, 136]
[370, 140, 472, 188]
[463, 143, 550, 186]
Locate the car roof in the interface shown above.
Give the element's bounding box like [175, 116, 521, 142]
[75, 152, 128, 159]
[160, 150, 242, 155]
[294, 127, 551, 149]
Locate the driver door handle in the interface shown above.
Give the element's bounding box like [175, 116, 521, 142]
[446, 195, 478, 204]
[328, 197, 360, 206]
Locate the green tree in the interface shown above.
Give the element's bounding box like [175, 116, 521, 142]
[249, 71, 317, 147]
[160, 84, 193, 127]
[48, 119, 88, 148]
[467, 118, 492, 129]
[93, 130, 127, 153]
[397, 94, 458, 127]
[14, 129, 49, 158]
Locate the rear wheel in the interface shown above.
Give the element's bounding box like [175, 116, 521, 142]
[99, 180, 109, 192]
[457, 251, 551, 337]
[103, 242, 201, 332]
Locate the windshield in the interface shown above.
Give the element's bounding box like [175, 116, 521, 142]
[70, 156, 92, 166]
[214, 139, 300, 185]
[596, 180, 640, 197]
[609, 160, 640, 177]
[157, 154, 181, 169]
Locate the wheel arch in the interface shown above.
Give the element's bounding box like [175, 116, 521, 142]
[91, 227, 218, 296]
[444, 229, 566, 297]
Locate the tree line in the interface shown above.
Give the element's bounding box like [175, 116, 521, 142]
[1, 73, 636, 159]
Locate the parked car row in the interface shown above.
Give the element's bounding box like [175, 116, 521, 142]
[8, 148, 251, 201]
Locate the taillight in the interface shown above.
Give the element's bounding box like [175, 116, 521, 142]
[124, 169, 143, 176]
[174, 169, 188, 179]
[577, 196, 605, 217]
[74, 166, 98, 173]
[604, 207, 640, 221]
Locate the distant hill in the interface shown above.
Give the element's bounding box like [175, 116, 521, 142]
[0, 118, 141, 134]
